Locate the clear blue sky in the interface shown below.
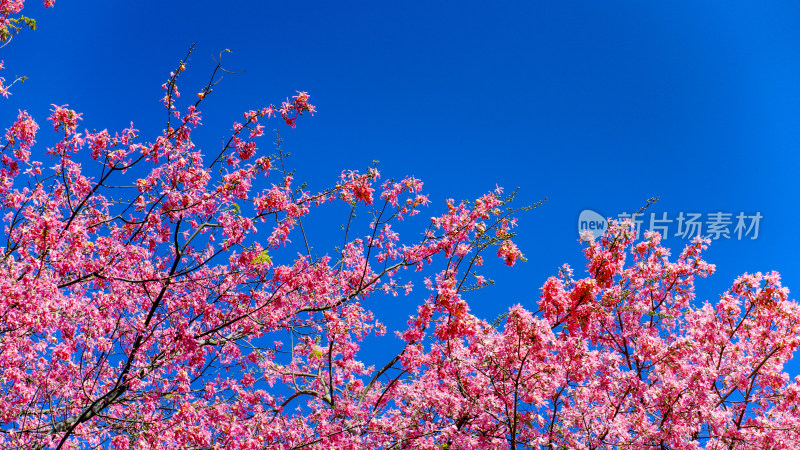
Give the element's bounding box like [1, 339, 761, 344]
[6, 1, 800, 376]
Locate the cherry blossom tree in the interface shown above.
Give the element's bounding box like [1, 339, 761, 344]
[382, 225, 800, 449]
[2, 2, 800, 449]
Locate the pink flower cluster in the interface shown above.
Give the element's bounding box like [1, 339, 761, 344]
[0, 62, 535, 446]
[0, 10, 799, 447]
[279, 91, 316, 128]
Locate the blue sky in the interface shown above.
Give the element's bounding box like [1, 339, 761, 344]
[5, 1, 800, 377]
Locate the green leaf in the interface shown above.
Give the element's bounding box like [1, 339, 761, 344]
[253, 250, 272, 266]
